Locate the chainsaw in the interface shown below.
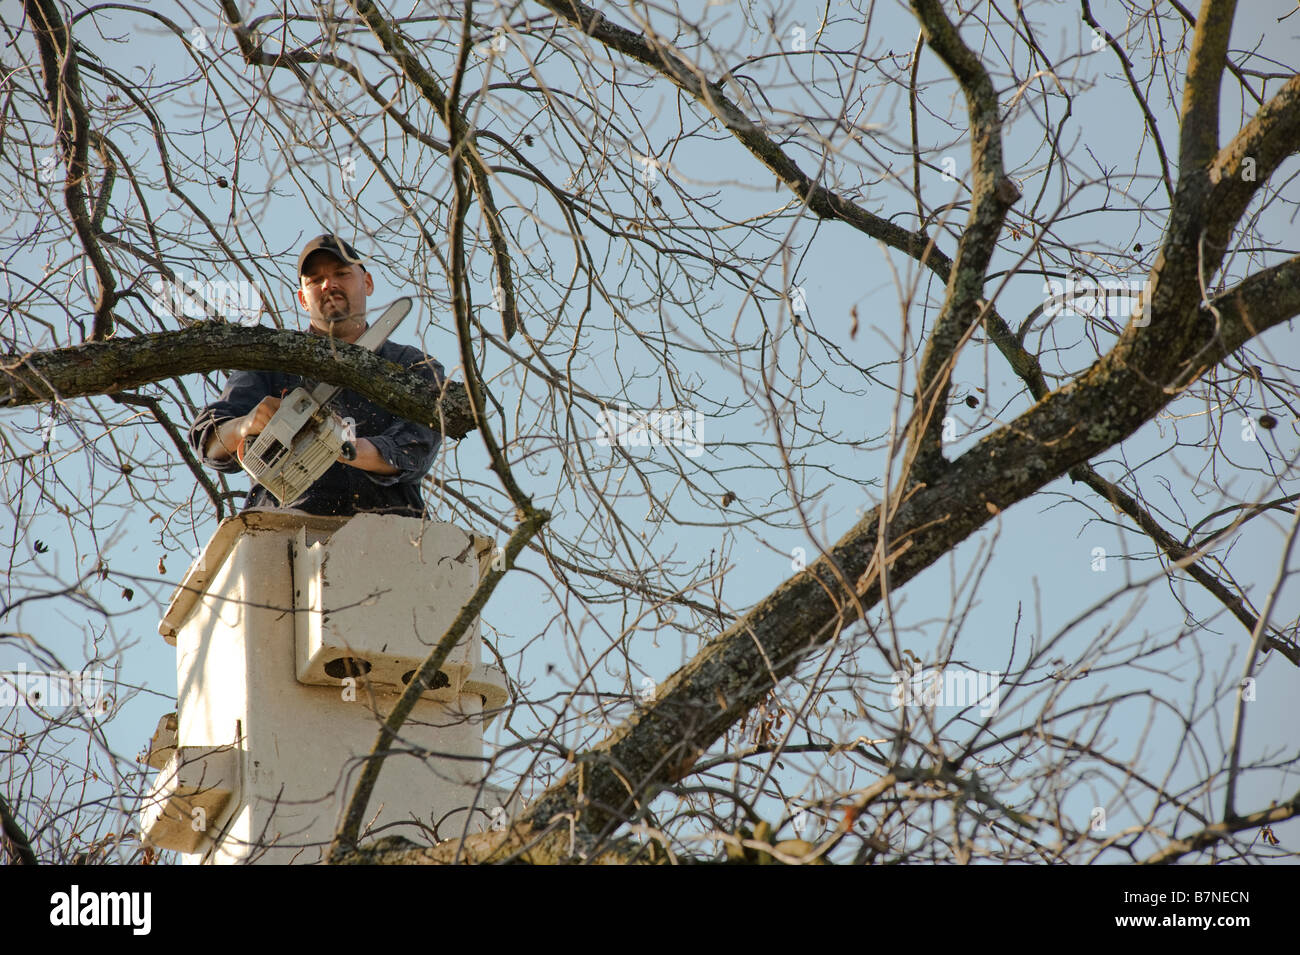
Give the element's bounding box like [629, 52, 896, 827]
[238, 297, 412, 505]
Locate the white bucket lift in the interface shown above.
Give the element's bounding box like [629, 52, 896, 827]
[139, 511, 511, 864]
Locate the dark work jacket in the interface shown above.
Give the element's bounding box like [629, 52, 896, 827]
[189, 339, 444, 517]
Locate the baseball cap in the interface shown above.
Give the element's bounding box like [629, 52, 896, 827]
[297, 234, 368, 276]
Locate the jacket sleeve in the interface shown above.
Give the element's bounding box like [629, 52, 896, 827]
[360, 352, 446, 487]
[188, 370, 276, 473]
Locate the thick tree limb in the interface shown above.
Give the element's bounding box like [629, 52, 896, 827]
[1202, 71, 1300, 249]
[1, 325, 481, 439]
[331, 829, 660, 864]
[1122, 79, 1300, 415]
[1148, 69, 1300, 388]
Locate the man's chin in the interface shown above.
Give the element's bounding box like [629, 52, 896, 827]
[311, 313, 361, 336]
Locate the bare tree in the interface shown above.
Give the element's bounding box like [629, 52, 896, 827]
[2, 0, 1298, 865]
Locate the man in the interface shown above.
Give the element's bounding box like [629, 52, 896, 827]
[189, 234, 443, 517]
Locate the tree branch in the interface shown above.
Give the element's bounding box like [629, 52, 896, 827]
[112, 391, 227, 520]
[1177, 0, 1237, 174]
[1141, 789, 1299, 864]
[532, 0, 936, 262]
[25, 0, 118, 340]
[905, 0, 1021, 483]
[330, 508, 547, 859]
[1081, 0, 1176, 201]
[1129, 75, 1300, 399]
[531, 0, 1053, 472]
[1, 325, 481, 439]
[1072, 462, 1298, 666]
[0, 793, 38, 865]
[332, 3, 547, 861]
[349, 0, 520, 339]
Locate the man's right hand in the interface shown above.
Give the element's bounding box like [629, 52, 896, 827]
[207, 396, 282, 460]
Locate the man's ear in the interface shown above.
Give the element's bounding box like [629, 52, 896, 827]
[297, 286, 308, 309]
[363, 271, 374, 295]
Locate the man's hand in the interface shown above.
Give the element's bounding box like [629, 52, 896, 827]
[340, 438, 399, 476]
[206, 398, 397, 476]
[206, 396, 281, 461]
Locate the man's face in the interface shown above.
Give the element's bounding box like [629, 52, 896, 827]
[297, 252, 374, 338]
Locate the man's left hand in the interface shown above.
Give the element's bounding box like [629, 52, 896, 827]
[339, 438, 400, 475]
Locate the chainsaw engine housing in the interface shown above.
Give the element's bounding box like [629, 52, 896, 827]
[241, 387, 346, 505]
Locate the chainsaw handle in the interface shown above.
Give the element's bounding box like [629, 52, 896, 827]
[340, 440, 357, 461]
[230, 394, 283, 463]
